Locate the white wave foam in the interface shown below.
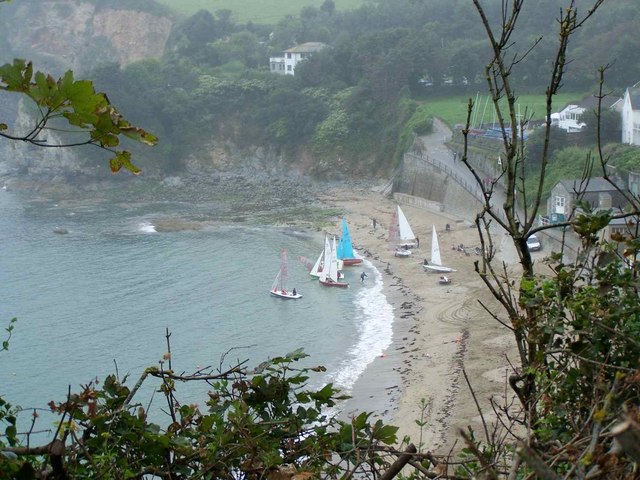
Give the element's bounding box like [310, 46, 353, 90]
[138, 221, 157, 233]
[328, 259, 394, 392]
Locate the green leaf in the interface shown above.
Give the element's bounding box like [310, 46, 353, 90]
[373, 423, 399, 444]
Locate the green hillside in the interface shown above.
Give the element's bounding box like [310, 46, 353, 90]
[154, 0, 367, 23]
[417, 93, 583, 129]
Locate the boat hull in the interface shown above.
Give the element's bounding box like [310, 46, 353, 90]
[319, 279, 349, 288]
[423, 265, 456, 273]
[270, 290, 303, 299]
[341, 258, 362, 266]
[394, 250, 412, 258]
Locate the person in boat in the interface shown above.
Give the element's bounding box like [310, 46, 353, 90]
[282, 289, 287, 295]
[292, 288, 297, 296]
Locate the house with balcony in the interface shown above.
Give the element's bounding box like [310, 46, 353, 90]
[550, 95, 618, 133]
[621, 82, 640, 146]
[269, 42, 326, 76]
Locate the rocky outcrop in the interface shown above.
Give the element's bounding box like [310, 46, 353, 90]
[3, 0, 174, 74]
[184, 140, 315, 179]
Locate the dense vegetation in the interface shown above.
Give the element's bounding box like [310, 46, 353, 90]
[82, 0, 640, 176]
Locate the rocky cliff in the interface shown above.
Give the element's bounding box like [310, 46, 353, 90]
[2, 0, 174, 74]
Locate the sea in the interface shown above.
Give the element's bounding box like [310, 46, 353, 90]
[0, 185, 394, 438]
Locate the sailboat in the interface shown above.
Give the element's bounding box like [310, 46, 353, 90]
[423, 225, 456, 273]
[309, 237, 344, 279]
[389, 206, 416, 257]
[270, 248, 302, 299]
[319, 236, 349, 288]
[336, 218, 362, 266]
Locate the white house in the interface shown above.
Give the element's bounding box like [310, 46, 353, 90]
[551, 96, 618, 133]
[551, 104, 586, 132]
[621, 82, 640, 146]
[269, 42, 326, 76]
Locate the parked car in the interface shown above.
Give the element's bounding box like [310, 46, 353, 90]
[526, 234, 541, 251]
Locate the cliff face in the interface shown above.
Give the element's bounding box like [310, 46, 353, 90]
[3, 1, 173, 74]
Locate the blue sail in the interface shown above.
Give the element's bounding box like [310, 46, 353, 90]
[337, 217, 355, 259]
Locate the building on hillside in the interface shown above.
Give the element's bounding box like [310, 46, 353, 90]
[551, 95, 618, 133]
[544, 176, 628, 224]
[621, 82, 640, 146]
[269, 42, 326, 76]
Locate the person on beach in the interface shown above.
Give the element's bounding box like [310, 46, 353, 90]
[372, 218, 377, 230]
[416, 236, 420, 248]
[360, 271, 367, 283]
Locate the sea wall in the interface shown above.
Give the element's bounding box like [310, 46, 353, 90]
[394, 151, 484, 223]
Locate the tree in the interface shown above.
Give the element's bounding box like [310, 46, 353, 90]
[457, 0, 640, 476]
[320, 0, 336, 16]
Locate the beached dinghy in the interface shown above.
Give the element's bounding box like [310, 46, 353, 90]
[423, 226, 456, 273]
[389, 206, 417, 257]
[337, 218, 362, 266]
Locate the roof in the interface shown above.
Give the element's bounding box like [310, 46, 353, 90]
[558, 176, 623, 193]
[558, 95, 618, 113]
[626, 85, 640, 111]
[284, 42, 326, 54]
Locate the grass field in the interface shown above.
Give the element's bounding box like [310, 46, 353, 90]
[417, 92, 584, 128]
[154, 0, 367, 23]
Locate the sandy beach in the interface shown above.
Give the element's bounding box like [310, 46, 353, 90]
[324, 183, 520, 455]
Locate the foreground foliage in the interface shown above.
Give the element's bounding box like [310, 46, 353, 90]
[455, 0, 640, 477]
[0, 59, 157, 174]
[0, 348, 405, 478]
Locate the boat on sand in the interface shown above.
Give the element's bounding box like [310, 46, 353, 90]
[423, 226, 456, 274]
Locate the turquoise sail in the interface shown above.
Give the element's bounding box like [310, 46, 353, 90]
[337, 218, 355, 260]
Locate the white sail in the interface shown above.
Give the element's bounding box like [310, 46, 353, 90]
[431, 225, 442, 265]
[310, 250, 323, 277]
[319, 235, 332, 282]
[328, 236, 340, 282]
[423, 225, 455, 273]
[271, 268, 282, 292]
[397, 206, 416, 242]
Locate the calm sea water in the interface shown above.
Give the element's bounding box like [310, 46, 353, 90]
[0, 187, 393, 435]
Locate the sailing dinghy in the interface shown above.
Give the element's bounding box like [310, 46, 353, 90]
[319, 236, 349, 288]
[309, 237, 344, 279]
[270, 248, 302, 299]
[423, 225, 456, 273]
[336, 218, 362, 266]
[389, 206, 416, 257]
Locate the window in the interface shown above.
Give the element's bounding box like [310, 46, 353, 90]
[286, 53, 292, 59]
[287, 65, 292, 71]
[555, 195, 565, 208]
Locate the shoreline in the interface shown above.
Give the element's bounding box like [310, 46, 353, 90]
[328, 184, 519, 454]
